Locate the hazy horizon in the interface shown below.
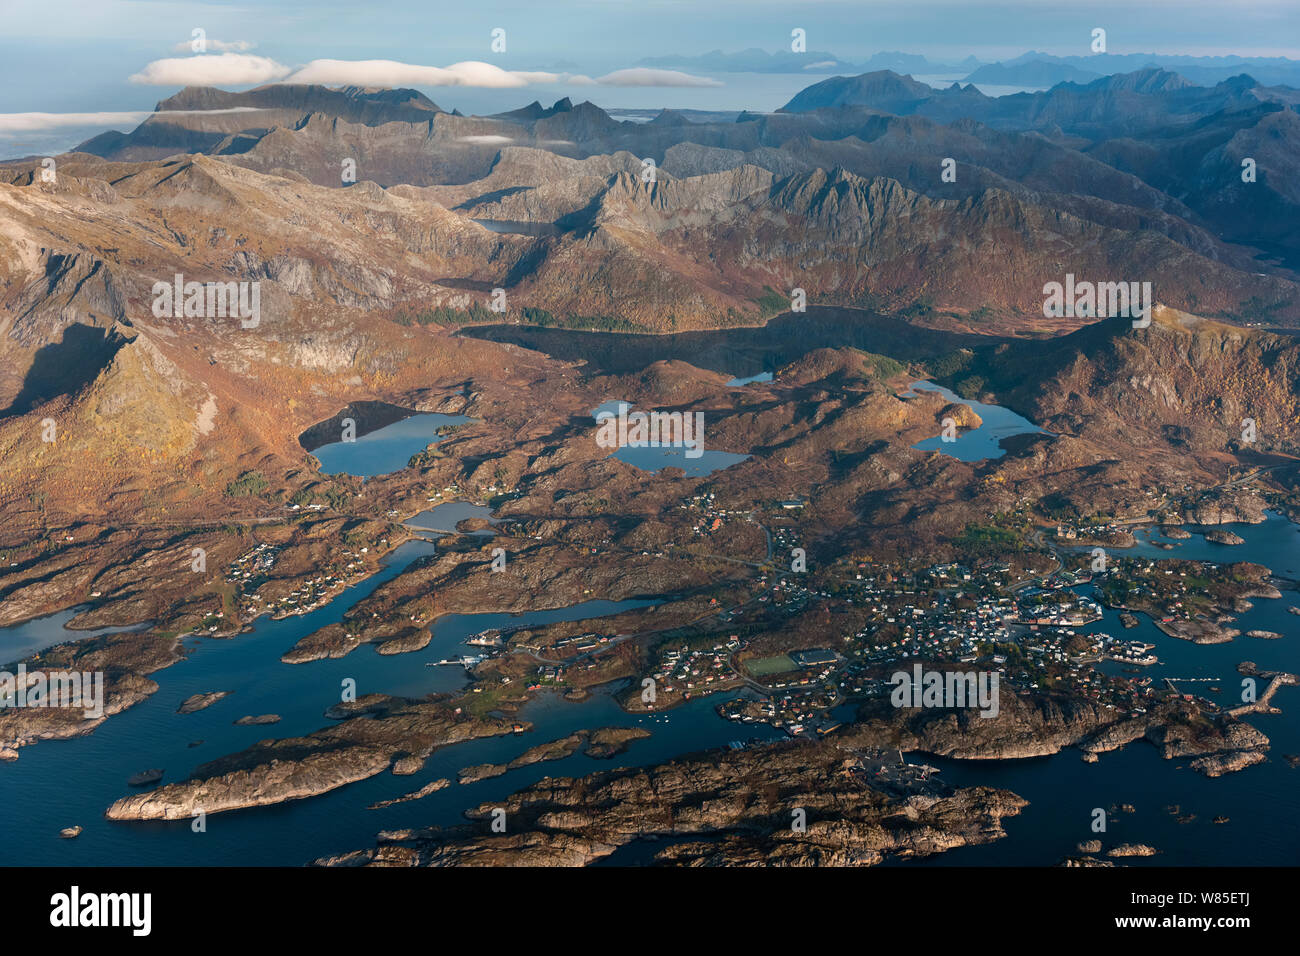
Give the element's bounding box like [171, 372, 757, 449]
[2, 0, 1299, 157]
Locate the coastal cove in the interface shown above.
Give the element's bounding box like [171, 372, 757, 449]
[909, 512, 1300, 866]
[0, 511, 1293, 865]
[0, 533, 777, 865]
[2, 399, 1297, 866]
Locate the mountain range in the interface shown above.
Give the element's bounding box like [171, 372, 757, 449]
[1, 66, 1298, 521]
[11, 68, 1290, 320]
[631, 49, 1300, 88]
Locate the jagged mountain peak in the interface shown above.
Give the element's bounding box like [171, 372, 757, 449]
[156, 83, 442, 115]
[648, 109, 694, 127]
[1086, 68, 1196, 94]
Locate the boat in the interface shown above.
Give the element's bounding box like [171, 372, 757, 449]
[127, 769, 164, 786]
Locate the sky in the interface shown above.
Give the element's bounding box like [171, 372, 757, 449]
[1, 0, 1298, 156]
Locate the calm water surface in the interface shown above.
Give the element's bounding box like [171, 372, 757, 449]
[312, 413, 471, 478]
[3, 414, 1295, 865]
[907, 380, 1047, 462]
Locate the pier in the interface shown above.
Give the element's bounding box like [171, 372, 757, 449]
[1229, 672, 1299, 717]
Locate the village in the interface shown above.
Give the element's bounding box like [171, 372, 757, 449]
[502, 528, 1183, 739]
[232, 487, 1242, 743]
[222, 539, 385, 623]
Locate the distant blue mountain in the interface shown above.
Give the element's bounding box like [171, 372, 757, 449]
[635, 48, 1300, 89]
[634, 49, 977, 75]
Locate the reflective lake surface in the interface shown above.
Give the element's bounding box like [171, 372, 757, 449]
[906, 380, 1048, 462]
[463, 309, 998, 378]
[472, 219, 561, 237]
[312, 413, 472, 478]
[726, 371, 774, 387]
[406, 501, 499, 536]
[591, 400, 751, 477]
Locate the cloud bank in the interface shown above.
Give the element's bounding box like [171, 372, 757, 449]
[284, 59, 561, 88]
[129, 53, 291, 86]
[0, 111, 151, 132]
[127, 55, 723, 90]
[594, 68, 724, 87]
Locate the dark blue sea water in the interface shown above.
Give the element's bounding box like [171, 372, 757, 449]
[0, 534, 754, 865]
[1125, 515, 1300, 576]
[3, 415, 1296, 866]
[905, 513, 1300, 866]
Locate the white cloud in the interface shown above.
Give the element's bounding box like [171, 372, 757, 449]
[0, 111, 150, 132]
[456, 134, 516, 144]
[170, 38, 256, 53]
[594, 68, 724, 87]
[285, 59, 552, 88]
[125, 55, 725, 92]
[280, 60, 719, 90]
[129, 53, 291, 86]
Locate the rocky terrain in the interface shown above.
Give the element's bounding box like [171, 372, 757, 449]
[176, 691, 232, 714]
[0, 630, 180, 759]
[6, 70, 1299, 347]
[104, 694, 521, 820]
[317, 737, 1027, 867]
[4, 300, 1297, 763]
[456, 727, 650, 784]
[848, 690, 1268, 772]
